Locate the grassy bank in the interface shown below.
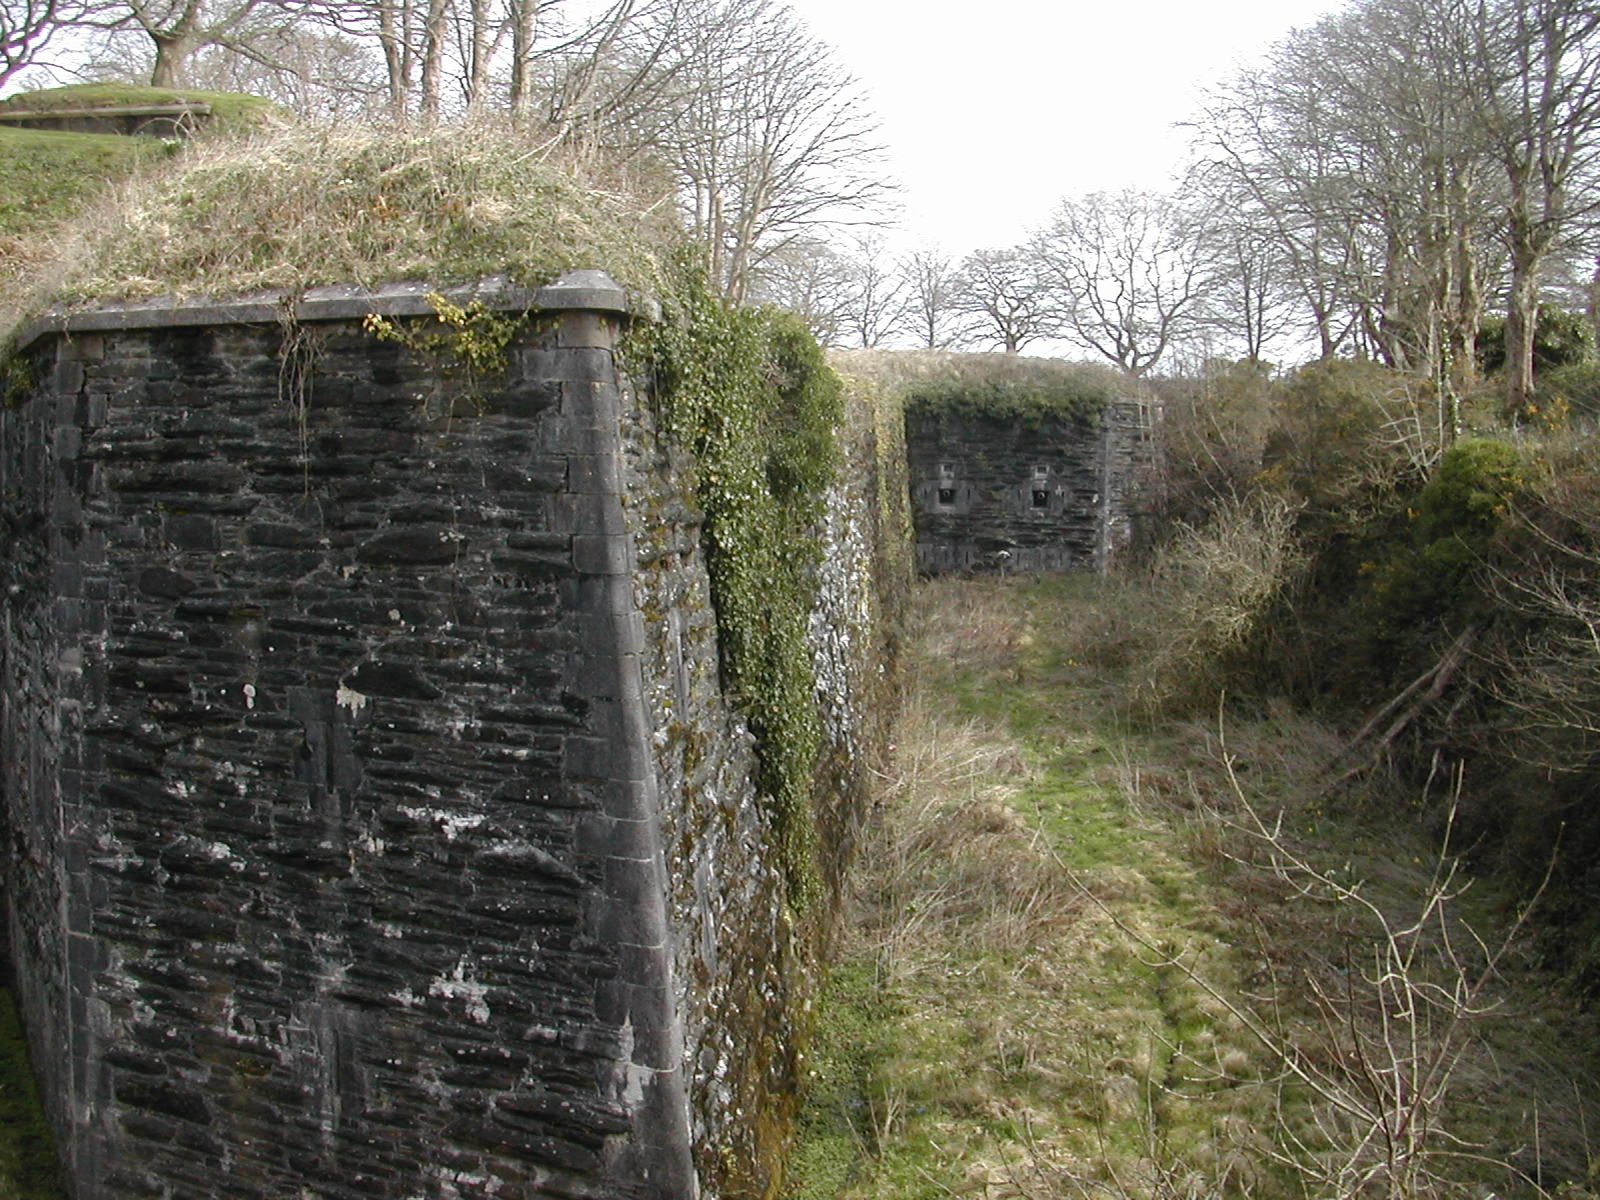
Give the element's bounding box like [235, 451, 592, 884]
[788, 576, 1600, 1199]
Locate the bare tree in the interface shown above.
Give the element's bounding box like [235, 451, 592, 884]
[901, 245, 959, 349]
[1471, 0, 1600, 417]
[747, 235, 852, 344]
[1191, 60, 1374, 363]
[176, 23, 387, 116]
[1, 0, 74, 85]
[70, 0, 300, 86]
[1034, 188, 1209, 376]
[1192, 190, 1299, 365]
[1188, 0, 1600, 417]
[952, 246, 1058, 354]
[632, 0, 890, 302]
[834, 233, 908, 348]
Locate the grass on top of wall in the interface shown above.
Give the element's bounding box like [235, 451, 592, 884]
[2, 119, 681, 347]
[0, 85, 285, 302]
[0, 126, 163, 240]
[0, 126, 166, 308]
[832, 348, 1123, 427]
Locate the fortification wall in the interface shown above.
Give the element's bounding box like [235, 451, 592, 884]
[622, 371, 904, 1195]
[905, 400, 1152, 574]
[0, 276, 898, 1198]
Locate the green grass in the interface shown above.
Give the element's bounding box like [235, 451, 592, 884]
[786, 962, 902, 1199]
[0, 126, 162, 241]
[788, 575, 1600, 1200]
[0, 990, 61, 1199]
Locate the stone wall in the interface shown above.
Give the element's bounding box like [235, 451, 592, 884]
[623, 373, 905, 1197]
[905, 399, 1153, 575]
[0, 275, 898, 1198]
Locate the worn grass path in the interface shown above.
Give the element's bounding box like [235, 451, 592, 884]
[785, 576, 1600, 1200]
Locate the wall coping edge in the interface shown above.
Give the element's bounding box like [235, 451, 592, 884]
[12, 270, 659, 352]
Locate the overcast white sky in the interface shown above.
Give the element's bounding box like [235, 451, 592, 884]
[788, 0, 1345, 255]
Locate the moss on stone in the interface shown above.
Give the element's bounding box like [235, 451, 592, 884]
[0, 990, 62, 1199]
[640, 264, 844, 907]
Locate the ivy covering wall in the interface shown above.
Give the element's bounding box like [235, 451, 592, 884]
[639, 267, 846, 904]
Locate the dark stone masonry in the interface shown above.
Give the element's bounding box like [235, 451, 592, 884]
[905, 401, 1154, 574]
[0, 274, 896, 1198]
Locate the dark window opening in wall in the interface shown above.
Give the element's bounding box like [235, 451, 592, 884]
[937, 486, 956, 506]
[1031, 489, 1049, 509]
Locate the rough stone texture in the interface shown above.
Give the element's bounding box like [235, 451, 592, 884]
[905, 399, 1155, 574]
[0, 308, 694, 1199]
[0, 283, 897, 1199]
[619, 348, 902, 1198]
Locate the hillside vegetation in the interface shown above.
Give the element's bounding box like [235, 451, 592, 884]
[0, 86, 288, 315]
[790, 354, 1600, 1199]
[0, 103, 683, 350]
[1149, 361, 1600, 989]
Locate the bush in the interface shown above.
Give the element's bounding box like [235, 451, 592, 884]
[1363, 438, 1527, 644]
[1146, 360, 1279, 529]
[1261, 359, 1436, 518]
[1138, 492, 1304, 709]
[1535, 361, 1600, 420]
[1478, 304, 1594, 375]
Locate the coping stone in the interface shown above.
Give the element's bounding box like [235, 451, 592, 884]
[11, 271, 658, 352]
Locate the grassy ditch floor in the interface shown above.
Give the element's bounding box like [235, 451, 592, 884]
[786, 576, 1600, 1200]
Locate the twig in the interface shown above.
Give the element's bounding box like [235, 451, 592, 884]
[1327, 625, 1478, 791]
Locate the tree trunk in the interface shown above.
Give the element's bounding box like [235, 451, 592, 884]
[419, 0, 450, 120]
[1450, 211, 1480, 397]
[149, 33, 194, 86]
[508, 0, 538, 117]
[466, 0, 490, 111]
[378, 0, 411, 121]
[1313, 299, 1338, 360]
[1587, 255, 1600, 351]
[1505, 242, 1540, 418]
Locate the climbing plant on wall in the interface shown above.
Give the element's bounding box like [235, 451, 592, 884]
[640, 261, 844, 905]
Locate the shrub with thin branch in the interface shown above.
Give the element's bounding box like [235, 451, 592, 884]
[1173, 758, 1549, 1200]
[1138, 493, 1304, 707]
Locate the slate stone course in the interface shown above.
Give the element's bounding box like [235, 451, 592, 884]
[2, 279, 898, 1199]
[905, 401, 1154, 574]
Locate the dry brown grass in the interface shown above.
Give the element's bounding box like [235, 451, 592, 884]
[3, 120, 680, 345]
[860, 700, 1077, 972]
[853, 580, 1071, 972]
